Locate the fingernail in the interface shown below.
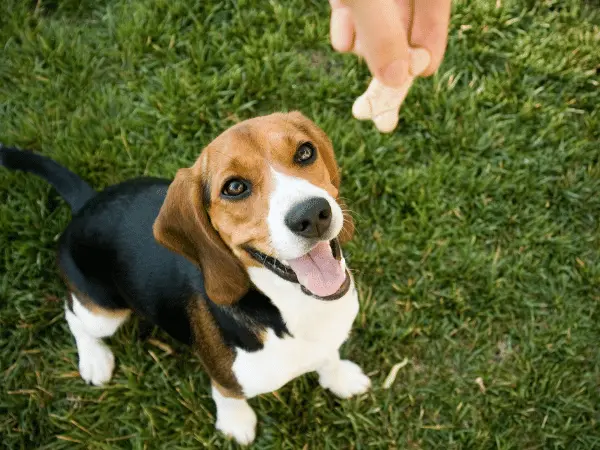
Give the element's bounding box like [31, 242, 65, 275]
[381, 60, 408, 87]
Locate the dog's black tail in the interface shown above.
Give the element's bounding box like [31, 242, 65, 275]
[0, 144, 96, 213]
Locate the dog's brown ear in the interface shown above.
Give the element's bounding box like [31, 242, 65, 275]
[153, 168, 249, 305]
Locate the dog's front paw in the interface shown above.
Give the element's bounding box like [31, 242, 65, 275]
[319, 359, 371, 399]
[78, 339, 115, 386]
[216, 400, 257, 445]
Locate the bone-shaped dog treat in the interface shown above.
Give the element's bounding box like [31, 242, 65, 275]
[352, 48, 431, 133]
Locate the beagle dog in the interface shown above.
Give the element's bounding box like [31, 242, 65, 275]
[0, 112, 370, 445]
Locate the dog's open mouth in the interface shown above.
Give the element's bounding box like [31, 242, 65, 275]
[244, 238, 351, 300]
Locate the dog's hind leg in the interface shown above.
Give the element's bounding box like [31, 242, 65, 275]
[65, 293, 130, 386]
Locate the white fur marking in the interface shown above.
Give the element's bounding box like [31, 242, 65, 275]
[212, 386, 257, 445]
[65, 294, 129, 386]
[317, 358, 371, 399]
[267, 168, 344, 260]
[232, 267, 361, 398]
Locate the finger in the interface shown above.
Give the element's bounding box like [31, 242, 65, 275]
[396, 0, 411, 34]
[329, 0, 355, 53]
[344, 0, 411, 88]
[358, 0, 408, 58]
[410, 0, 452, 76]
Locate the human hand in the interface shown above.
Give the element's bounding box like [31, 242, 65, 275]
[329, 0, 451, 88]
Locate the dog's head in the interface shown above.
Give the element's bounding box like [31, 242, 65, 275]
[153, 112, 354, 305]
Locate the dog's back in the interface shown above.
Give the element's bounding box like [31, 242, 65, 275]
[58, 178, 198, 344]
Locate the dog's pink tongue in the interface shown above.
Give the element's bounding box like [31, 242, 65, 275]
[285, 241, 345, 297]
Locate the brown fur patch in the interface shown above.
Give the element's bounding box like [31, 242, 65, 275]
[212, 380, 245, 399]
[64, 281, 131, 319]
[84, 303, 131, 319]
[189, 297, 244, 397]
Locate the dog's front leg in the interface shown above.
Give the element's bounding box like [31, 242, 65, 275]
[211, 383, 257, 445]
[316, 353, 371, 399]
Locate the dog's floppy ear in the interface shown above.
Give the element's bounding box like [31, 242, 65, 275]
[153, 168, 249, 305]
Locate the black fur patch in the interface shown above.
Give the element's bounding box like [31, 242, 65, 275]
[206, 289, 290, 352]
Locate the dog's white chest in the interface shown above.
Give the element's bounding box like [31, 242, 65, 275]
[232, 268, 359, 398]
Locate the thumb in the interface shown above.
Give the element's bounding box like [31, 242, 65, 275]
[344, 0, 410, 87]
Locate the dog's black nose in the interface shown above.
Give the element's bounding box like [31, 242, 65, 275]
[285, 197, 332, 238]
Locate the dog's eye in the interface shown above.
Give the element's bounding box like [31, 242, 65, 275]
[294, 142, 316, 165]
[221, 179, 251, 199]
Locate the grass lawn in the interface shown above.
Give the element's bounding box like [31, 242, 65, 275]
[1, 0, 599, 448]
